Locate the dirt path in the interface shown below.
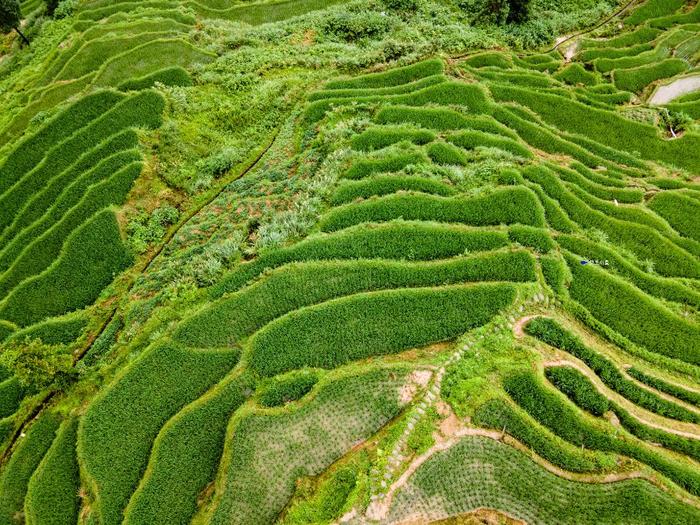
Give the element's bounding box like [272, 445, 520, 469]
[513, 315, 538, 338]
[543, 359, 700, 439]
[649, 74, 700, 105]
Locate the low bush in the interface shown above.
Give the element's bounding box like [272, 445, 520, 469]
[627, 368, 700, 408]
[122, 373, 251, 525]
[324, 59, 444, 90]
[0, 91, 163, 234]
[527, 317, 700, 419]
[545, 366, 609, 416]
[508, 225, 554, 253]
[449, 130, 532, 158]
[258, 370, 320, 407]
[343, 151, 428, 179]
[330, 175, 455, 205]
[0, 413, 61, 524]
[473, 397, 611, 472]
[0, 210, 134, 327]
[0, 162, 142, 299]
[490, 85, 700, 172]
[118, 66, 192, 91]
[249, 284, 515, 376]
[554, 63, 598, 86]
[556, 235, 700, 308]
[351, 126, 435, 151]
[309, 75, 445, 101]
[648, 192, 700, 242]
[0, 91, 123, 196]
[177, 252, 534, 347]
[522, 165, 700, 278]
[426, 142, 468, 165]
[211, 221, 510, 297]
[79, 342, 239, 525]
[24, 418, 80, 525]
[318, 189, 545, 232]
[613, 59, 688, 94]
[504, 371, 700, 496]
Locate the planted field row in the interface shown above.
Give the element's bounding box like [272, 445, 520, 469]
[177, 252, 535, 348]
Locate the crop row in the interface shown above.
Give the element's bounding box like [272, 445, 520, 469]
[209, 366, 411, 525]
[211, 221, 512, 297]
[387, 435, 700, 524]
[177, 252, 535, 348]
[545, 366, 700, 462]
[248, 283, 516, 376]
[317, 188, 546, 232]
[78, 342, 240, 525]
[343, 151, 428, 179]
[564, 253, 700, 366]
[329, 174, 456, 205]
[627, 368, 700, 408]
[504, 371, 700, 496]
[0, 209, 134, 327]
[309, 74, 446, 101]
[527, 317, 700, 422]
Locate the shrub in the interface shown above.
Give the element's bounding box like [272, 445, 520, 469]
[177, 252, 534, 347]
[319, 188, 545, 232]
[526, 317, 700, 419]
[0, 413, 61, 524]
[508, 224, 553, 253]
[258, 370, 320, 407]
[24, 418, 80, 525]
[343, 151, 427, 179]
[0, 91, 123, 196]
[545, 366, 609, 416]
[122, 373, 250, 525]
[426, 141, 468, 165]
[351, 126, 435, 151]
[321, 11, 391, 42]
[0, 337, 74, 390]
[330, 175, 455, 205]
[211, 221, 510, 297]
[613, 59, 688, 94]
[504, 371, 700, 496]
[324, 59, 444, 90]
[449, 130, 532, 158]
[473, 397, 611, 472]
[79, 342, 239, 525]
[0, 210, 134, 327]
[249, 283, 516, 376]
[554, 63, 598, 86]
[648, 192, 700, 242]
[627, 368, 700, 408]
[118, 66, 192, 91]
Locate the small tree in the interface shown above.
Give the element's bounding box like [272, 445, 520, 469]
[0, 0, 29, 45]
[660, 108, 691, 138]
[0, 337, 74, 390]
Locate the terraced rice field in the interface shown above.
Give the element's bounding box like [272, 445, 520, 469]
[0, 0, 699, 524]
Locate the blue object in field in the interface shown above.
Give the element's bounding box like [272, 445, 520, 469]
[580, 260, 589, 265]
